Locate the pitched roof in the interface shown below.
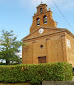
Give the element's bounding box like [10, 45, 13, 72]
[22, 26, 74, 41]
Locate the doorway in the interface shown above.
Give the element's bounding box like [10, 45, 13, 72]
[38, 56, 46, 63]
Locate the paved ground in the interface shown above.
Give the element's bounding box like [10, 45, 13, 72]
[72, 76, 74, 81]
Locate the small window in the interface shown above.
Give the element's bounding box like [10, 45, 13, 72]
[37, 18, 40, 26]
[67, 39, 71, 48]
[40, 8, 43, 13]
[40, 45, 43, 49]
[43, 15, 47, 24]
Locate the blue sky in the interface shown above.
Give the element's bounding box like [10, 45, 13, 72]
[0, 0, 74, 41]
[0, 0, 74, 42]
[0, 0, 74, 57]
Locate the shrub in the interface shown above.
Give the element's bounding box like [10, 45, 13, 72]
[0, 62, 73, 84]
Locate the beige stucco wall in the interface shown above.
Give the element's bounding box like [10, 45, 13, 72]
[22, 3, 74, 67]
[65, 33, 74, 67]
[22, 32, 68, 65]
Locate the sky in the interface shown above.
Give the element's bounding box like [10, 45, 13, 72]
[0, 0, 74, 56]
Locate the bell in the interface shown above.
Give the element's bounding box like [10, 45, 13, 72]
[37, 21, 40, 25]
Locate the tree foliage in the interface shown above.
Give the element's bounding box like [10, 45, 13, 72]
[0, 30, 24, 65]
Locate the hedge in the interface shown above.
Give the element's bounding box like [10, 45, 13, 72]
[0, 62, 73, 84]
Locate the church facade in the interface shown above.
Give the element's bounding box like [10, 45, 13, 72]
[22, 3, 74, 67]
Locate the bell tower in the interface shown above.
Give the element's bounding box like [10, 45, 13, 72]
[30, 3, 57, 33]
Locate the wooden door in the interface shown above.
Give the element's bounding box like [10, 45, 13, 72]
[38, 56, 46, 63]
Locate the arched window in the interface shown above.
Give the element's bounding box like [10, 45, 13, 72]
[40, 8, 43, 13]
[36, 18, 40, 26]
[43, 15, 47, 24]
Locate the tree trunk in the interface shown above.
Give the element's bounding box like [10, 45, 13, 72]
[6, 59, 10, 65]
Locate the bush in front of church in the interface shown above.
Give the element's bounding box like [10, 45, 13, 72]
[0, 62, 73, 84]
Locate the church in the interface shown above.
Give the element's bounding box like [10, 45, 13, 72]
[22, 3, 74, 67]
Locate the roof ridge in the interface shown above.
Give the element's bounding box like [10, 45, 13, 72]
[22, 27, 67, 41]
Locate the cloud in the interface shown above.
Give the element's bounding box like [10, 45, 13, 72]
[63, 0, 74, 8]
[16, 52, 22, 58]
[0, 0, 74, 9]
[31, 0, 52, 7]
[31, 0, 74, 9]
[0, 0, 74, 11]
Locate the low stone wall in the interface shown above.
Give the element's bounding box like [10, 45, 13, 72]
[42, 81, 74, 85]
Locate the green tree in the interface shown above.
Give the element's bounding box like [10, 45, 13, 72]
[0, 30, 24, 65]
